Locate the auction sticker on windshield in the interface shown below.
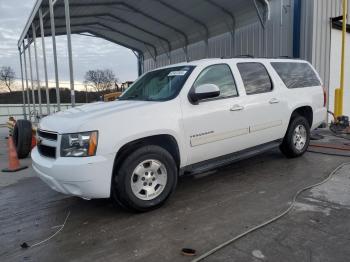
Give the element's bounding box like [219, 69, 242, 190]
[168, 70, 188, 76]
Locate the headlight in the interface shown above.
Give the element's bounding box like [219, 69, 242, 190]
[61, 131, 98, 157]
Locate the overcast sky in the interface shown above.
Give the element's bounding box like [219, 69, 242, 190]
[0, 0, 137, 90]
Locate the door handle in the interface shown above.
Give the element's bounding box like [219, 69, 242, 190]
[269, 98, 280, 104]
[230, 104, 244, 111]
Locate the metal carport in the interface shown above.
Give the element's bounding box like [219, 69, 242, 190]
[18, 0, 270, 120]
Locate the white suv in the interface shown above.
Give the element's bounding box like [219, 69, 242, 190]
[32, 58, 327, 211]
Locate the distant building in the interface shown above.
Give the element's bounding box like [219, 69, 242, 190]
[121, 81, 134, 91]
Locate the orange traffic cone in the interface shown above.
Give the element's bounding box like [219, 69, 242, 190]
[2, 136, 28, 172]
[31, 133, 37, 149]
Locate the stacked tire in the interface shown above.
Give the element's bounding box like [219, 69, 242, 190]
[12, 120, 32, 159]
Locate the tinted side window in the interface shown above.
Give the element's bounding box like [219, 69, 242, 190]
[193, 64, 238, 99]
[271, 62, 321, 89]
[237, 63, 273, 95]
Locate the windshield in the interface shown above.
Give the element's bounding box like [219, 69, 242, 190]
[119, 66, 195, 101]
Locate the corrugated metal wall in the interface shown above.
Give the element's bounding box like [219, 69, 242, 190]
[302, 0, 349, 90]
[299, 0, 314, 62]
[143, 0, 349, 95]
[143, 0, 294, 72]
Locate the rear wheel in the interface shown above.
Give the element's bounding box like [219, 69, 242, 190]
[280, 116, 310, 158]
[111, 145, 178, 212]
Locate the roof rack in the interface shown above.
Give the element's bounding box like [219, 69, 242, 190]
[234, 55, 254, 58]
[276, 56, 293, 59]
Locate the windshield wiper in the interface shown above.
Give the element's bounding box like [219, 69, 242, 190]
[119, 95, 161, 101]
[119, 95, 139, 100]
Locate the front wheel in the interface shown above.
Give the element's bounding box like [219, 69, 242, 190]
[111, 145, 178, 212]
[280, 116, 310, 158]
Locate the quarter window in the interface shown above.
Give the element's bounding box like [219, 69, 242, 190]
[237, 63, 273, 95]
[271, 62, 321, 89]
[193, 64, 238, 99]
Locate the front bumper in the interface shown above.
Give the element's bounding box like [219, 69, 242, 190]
[31, 147, 115, 199]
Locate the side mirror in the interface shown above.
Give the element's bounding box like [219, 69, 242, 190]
[190, 84, 220, 103]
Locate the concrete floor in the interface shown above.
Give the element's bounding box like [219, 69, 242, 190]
[1, 127, 350, 262]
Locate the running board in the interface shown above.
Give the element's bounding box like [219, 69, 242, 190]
[180, 140, 282, 176]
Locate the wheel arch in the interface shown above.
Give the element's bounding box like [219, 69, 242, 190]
[111, 134, 181, 181]
[289, 106, 313, 128]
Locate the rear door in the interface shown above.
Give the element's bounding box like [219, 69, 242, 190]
[235, 62, 289, 144]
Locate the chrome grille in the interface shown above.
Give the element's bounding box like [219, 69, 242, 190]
[37, 129, 58, 141]
[37, 129, 58, 158]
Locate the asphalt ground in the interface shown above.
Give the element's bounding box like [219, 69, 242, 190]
[0, 127, 349, 262]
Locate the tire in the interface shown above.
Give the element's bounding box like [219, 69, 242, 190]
[111, 145, 178, 212]
[13, 120, 32, 159]
[280, 116, 310, 158]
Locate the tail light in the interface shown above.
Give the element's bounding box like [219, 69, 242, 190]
[323, 86, 327, 107]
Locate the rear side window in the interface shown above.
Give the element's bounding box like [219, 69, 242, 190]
[237, 63, 273, 95]
[271, 62, 321, 88]
[193, 64, 238, 99]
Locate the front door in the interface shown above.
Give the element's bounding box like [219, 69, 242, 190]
[180, 63, 251, 165]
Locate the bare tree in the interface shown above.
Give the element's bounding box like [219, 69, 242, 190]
[0, 66, 16, 93]
[84, 69, 118, 93]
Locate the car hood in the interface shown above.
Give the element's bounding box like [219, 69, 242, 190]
[39, 100, 157, 133]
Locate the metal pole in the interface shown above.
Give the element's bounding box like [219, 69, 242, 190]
[32, 24, 43, 118]
[337, 0, 347, 117]
[39, 8, 51, 115]
[49, 0, 61, 111]
[64, 0, 76, 107]
[22, 41, 32, 121]
[263, 27, 267, 57]
[141, 53, 145, 76]
[137, 53, 142, 77]
[84, 84, 88, 103]
[27, 36, 37, 119]
[230, 31, 235, 57]
[205, 39, 209, 58]
[18, 48, 27, 120]
[252, 0, 266, 29]
[184, 46, 189, 62]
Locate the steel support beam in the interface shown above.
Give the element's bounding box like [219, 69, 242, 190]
[183, 46, 189, 62]
[97, 23, 158, 62]
[43, 2, 189, 60]
[252, 0, 267, 57]
[204, 0, 236, 56]
[136, 51, 144, 76]
[93, 23, 158, 62]
[43, 2, 189, 47]
[18, 47, 27, 120]
[27, 37, 37, 119]
[51, 13, 173, 55]
[49, 0, 61, 111]
[48, 22, 159, 61]
[22, 41, 32, 121]
[39, 8, 51, 115]
[123, 2, 190, 48]
[253, 0, 266, 29]
[155, 0, 210, 58]
[84, 30, 143, 54]
[64, 0, 75, 107]
[32, 24, 43, 118]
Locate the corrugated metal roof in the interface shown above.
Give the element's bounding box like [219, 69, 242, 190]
[19, 0, 270, 59]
